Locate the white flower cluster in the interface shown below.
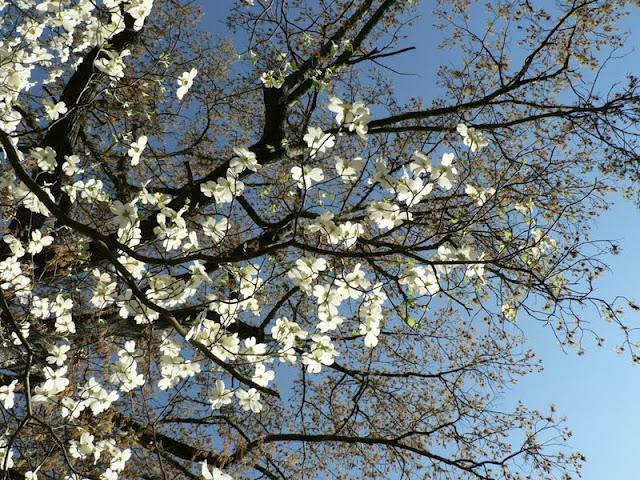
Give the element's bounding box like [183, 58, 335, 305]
[0, 169, 53, 216]
[465, 184, 496, 206]
[32, 366, 70, 405]
[90, 269, 117, 307]
[290, 260, 387, 349]
[400, 265, 440, 297]
[202, 459, 234, 480]
[59, 377, 119, 419]
[335, 156, 364, 183]
[328, 96, 371, 138]
[157, 335, 202, 390]
[306, 212, 363, 249]
[201, 173, 245, 204]
[433, 244, 489, 283]
[303, 126, 336, 157]
[109, 341, 145, 392]
[177, 68, 197, 100]
[367, 201, 412, 231]
[291, 165, 324, 189]
[357, 284, 387, 348]
[288, 257, 327, 293]
[411, 151, 458, 190]
[527, 229, 559, 264]
[0, 432, 14, 470]
[0, 380, 18, 410]
[271, 317, 309, 364]
[368, 152, 458, 208]
[62, 179, 110, 203]
[0, 238, 31, 301]
[30, 146, 56, 172]
[456, 123, 489, 152]
[302, 335, 339, 373]
[95, 49, 131, 79]
[127, 135, 147, 166]
[44, 100, 67, 120]
[68, 432, 131, 479]
[153, 205, 190, 251]
[260, 70, 285, 89]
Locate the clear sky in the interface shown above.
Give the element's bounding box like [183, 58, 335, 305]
[200, 2, 640, 477]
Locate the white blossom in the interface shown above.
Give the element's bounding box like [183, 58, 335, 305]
[201, 217, 228, 243]
[46, 343, 71, 366]
[229, 146, 258, 174]
[335, 156, 363, 182]
[202, 460, 234, 480]
[303, 127, 335, 157]
[209, 380, 233, 409]
[252, 363, 275, 387]
[0, 434, 14, 470]
[62, 155, 81, 176]
[90, 269, 117, 307]
[32, 366, 69, 404]
[302, 335, 338, 373]
[327, 96, 370, 138]
[94, 49, 130, 79]
[367, 201, 412, 230]
[0, 380, 18, 409]
[31, 146, 57, 172]
[465, 184, 496, 206]
[27, 229, 54, 255]
[456, 123, 488, 152]
[127, 135, 147, 166]
[200, 174, 245, 204]
[399, 265, 440, 296]
[236, 388, 263, 413]
[44, 100, 67, 121]
[291, 165, 324, 189]
[177, 68, 197, 100]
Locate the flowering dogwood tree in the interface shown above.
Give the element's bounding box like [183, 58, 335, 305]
[1, 0, 640, 479]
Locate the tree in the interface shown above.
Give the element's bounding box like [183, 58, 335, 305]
[0, 0, 639, 478]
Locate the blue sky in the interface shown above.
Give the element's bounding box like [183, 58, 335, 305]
[200, 1, 640, 477]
